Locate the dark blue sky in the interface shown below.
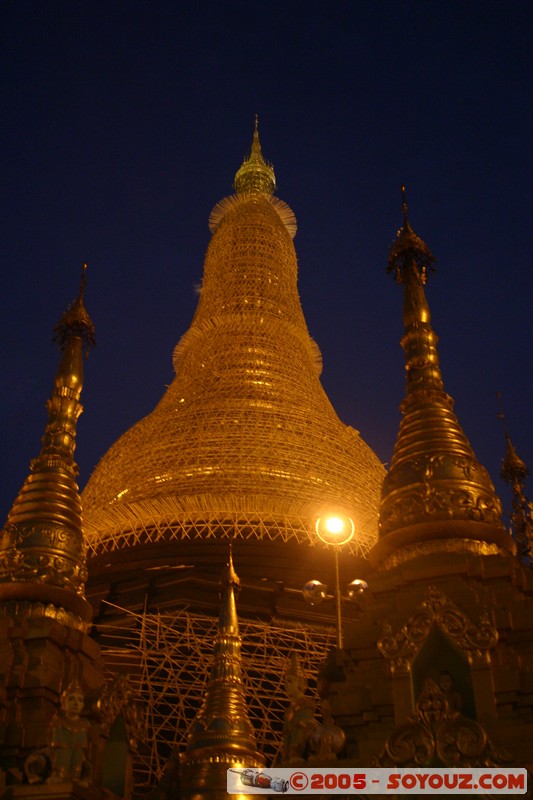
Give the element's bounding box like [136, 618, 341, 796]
[1, 1, 532, 525]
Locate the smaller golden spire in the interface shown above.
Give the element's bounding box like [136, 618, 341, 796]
[180, 551, 264, 800]
[234, 116, 276, 195]
[218, 545, 240, 632]
[0, 265, 95, 621]
[374, 193, 513, 566]
[498, 401, 533, 561]
[501, 431, 529, 485]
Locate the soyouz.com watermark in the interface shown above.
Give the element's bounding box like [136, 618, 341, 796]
[227, 767, 528, 794]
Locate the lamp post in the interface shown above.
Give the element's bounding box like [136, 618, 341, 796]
[314, 514, 355, 649]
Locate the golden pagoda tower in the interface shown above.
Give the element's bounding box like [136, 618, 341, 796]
[180, 551, 264, 800]
[82, 120, 384, 558]
[320, 192, 533, 774]
[0, 266, 104, 782]
[373, 187, 514, 567]
[80, 123, 385, 773]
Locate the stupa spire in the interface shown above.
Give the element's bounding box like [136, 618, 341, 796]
[499, 411, 533, 561]
[234, 115, 276, 195]
[180, 551, 264, 800]
[0, 264, 95, 622]
[373, 191, 513, 566]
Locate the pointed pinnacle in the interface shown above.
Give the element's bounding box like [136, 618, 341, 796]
[375, 195, 512, 563]
[497, 395, 529, 485]
[502, 431, 529, 485]
[0, 268, 94, 608]
[234, 117, 276, 195]
[218, 548, 240, 634]
[401, 184, 409, 228]
[54, 263, 95, 351]
[182, 550, 263, 771]
[221, 544, 241, 590]
[387, 188, 436, 281]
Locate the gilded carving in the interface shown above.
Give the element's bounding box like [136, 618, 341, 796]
[282, 654, 321, 764]
[378, 586, 498, 670]
[380, 483, 502, 535]
[23, 680, 93, 786]
[47, 680, 92, 785]
[380, 538, 504, 570]
[0, 527, 87, 594]
[96, 674, 144, 748]
[0, 598, 89, 633]
[382, 454, 492, 489]
[376, 678, 512, 767]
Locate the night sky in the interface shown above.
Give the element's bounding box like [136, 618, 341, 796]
[1, 1, 532, 528]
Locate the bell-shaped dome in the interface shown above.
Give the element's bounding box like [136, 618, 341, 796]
[82, 141, 384, 558]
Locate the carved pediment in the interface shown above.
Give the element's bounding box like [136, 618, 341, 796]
[376, 678, 512, 768]
[378, 586, 498, 672]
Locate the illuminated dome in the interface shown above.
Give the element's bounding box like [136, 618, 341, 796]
[82, 131, 384, 557]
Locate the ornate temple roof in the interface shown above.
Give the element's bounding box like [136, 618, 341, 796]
[81, 127, 385, 557]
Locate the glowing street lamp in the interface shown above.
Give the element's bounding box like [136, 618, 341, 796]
[315, 514, 355, 546]
[314, 514, 355, 649]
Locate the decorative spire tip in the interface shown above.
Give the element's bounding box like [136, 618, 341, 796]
[54, 263, 95, 352]
[221, 544, 240, 590]
[234, 117, 276, 195]
[401, 184, 409, 228]
[80, 262, 88, 298]
[387, 188, 436, 281]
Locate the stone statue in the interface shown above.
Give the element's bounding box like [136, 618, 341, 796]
[47, 680, 91, 785]
[282, 655, 320, 765]
[309, 697, 345, 761]
[437, 670, 463, 713]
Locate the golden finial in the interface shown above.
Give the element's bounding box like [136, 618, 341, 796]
[234, 116, 276, 195]
[0, 266, 95, 619]
[401, 184, 409, 227]
[502, 432, 529, 484]
[221, 543, 240, 589]
[54, 263, 95, 352]
[218, 546, 241, 633]
[388, 186, 436, 289]
[252, 113, 260, 152]
[373, 199, 513, 566]
[181, 554, 264, 797]
[497, 393, 529, 484]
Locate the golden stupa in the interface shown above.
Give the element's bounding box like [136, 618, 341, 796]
[0, 264, 95, 626]
[373, 188, 514, 567]
[1, 140, 532, 800]
[82, 121, 384, 558]
[180, 551, 264, 800]
[322, 191, 533, 779]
